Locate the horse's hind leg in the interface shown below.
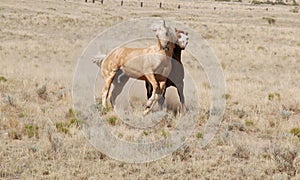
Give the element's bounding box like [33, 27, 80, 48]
[109, 69, 129, 107]
[157, 88, 166, 110]
[177, 82, 186, 114]
[157, 81, 167, 111]
[102, 70, 118, 108]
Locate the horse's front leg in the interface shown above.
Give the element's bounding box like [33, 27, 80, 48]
[177, 82, 186, 114]
[157, 80, 167, 111]
[146, 79, 165, 111]
[145, 80, 153, 100]
[143, 74, 161, 115]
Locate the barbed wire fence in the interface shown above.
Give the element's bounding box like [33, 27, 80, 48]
[83, 0, 299, 10]
[84, 0, 188, 9]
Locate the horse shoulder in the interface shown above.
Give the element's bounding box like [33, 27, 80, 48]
[145, 45, 159, 53]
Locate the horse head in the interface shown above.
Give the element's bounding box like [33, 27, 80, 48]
[175, 28, 189, 50]
[151, 20, 176, 51]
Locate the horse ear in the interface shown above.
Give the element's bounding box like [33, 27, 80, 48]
[185, 32, 189, 35]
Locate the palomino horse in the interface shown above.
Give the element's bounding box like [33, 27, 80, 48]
[100, 20, 177, 115]
[145, 29, 189, 114]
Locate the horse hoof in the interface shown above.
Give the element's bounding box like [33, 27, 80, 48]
[143, 109, 151, 116]
[146, 101, 152, 108]
[178, 105, 187, 117]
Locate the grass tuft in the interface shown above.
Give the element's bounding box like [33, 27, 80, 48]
[245, 119, 255, 126]
[68, 118, 83, 128]
[143, 131, 149, 136]
[262, 17, 276, 25]
[8, 130, 22, 140]
[232, 145, 250, 159]
[0, 76, 7, 82]
[268, 92, 281, 101]
[196, 132, 203, 139]
[97, 104, 111, 115]
[55, 122, 69, 134]
[222, 93, 231, 100]
[271, 146, 297, 176]
[66, 108, 75, 118]
[107, 116, 118, 126]
[151, 14, 162, 17]
[161, 129, 168, 138]
[290, 127, 300, 138]
[24, 124, 39, 138]
[18, 112, 25, 118]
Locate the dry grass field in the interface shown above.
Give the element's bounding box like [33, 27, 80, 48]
[0, 0, 300, 179]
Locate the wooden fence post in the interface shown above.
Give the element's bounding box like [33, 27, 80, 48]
[85, 0, 87, 2]
[121, 0, 123, 6]
[178, 5, 180, 9]
[101, 0, 103, 4]
[141, 2, 143, 7]
[159, 2, 162, 8]
[92, 0, 95, 3]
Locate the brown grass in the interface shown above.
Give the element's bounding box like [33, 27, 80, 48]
[0, 0, 300, 179]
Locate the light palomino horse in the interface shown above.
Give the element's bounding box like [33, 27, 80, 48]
[100, 20, 177, 115]
[145, 29, 189, 114]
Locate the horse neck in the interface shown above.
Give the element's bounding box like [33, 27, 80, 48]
[172, 44, 182, 63]
[157, 39, 163, 50]
[157, 40, 174, 57]
[166, 43, 175, 57]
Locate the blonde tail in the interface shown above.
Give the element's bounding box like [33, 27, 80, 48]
[92, 54, 106, 68]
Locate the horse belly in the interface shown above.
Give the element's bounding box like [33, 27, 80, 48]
[121, 61, 145, 79]
[154, 57, 172, 78]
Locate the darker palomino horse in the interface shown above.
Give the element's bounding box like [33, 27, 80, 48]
[145, 29, 189, 114]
